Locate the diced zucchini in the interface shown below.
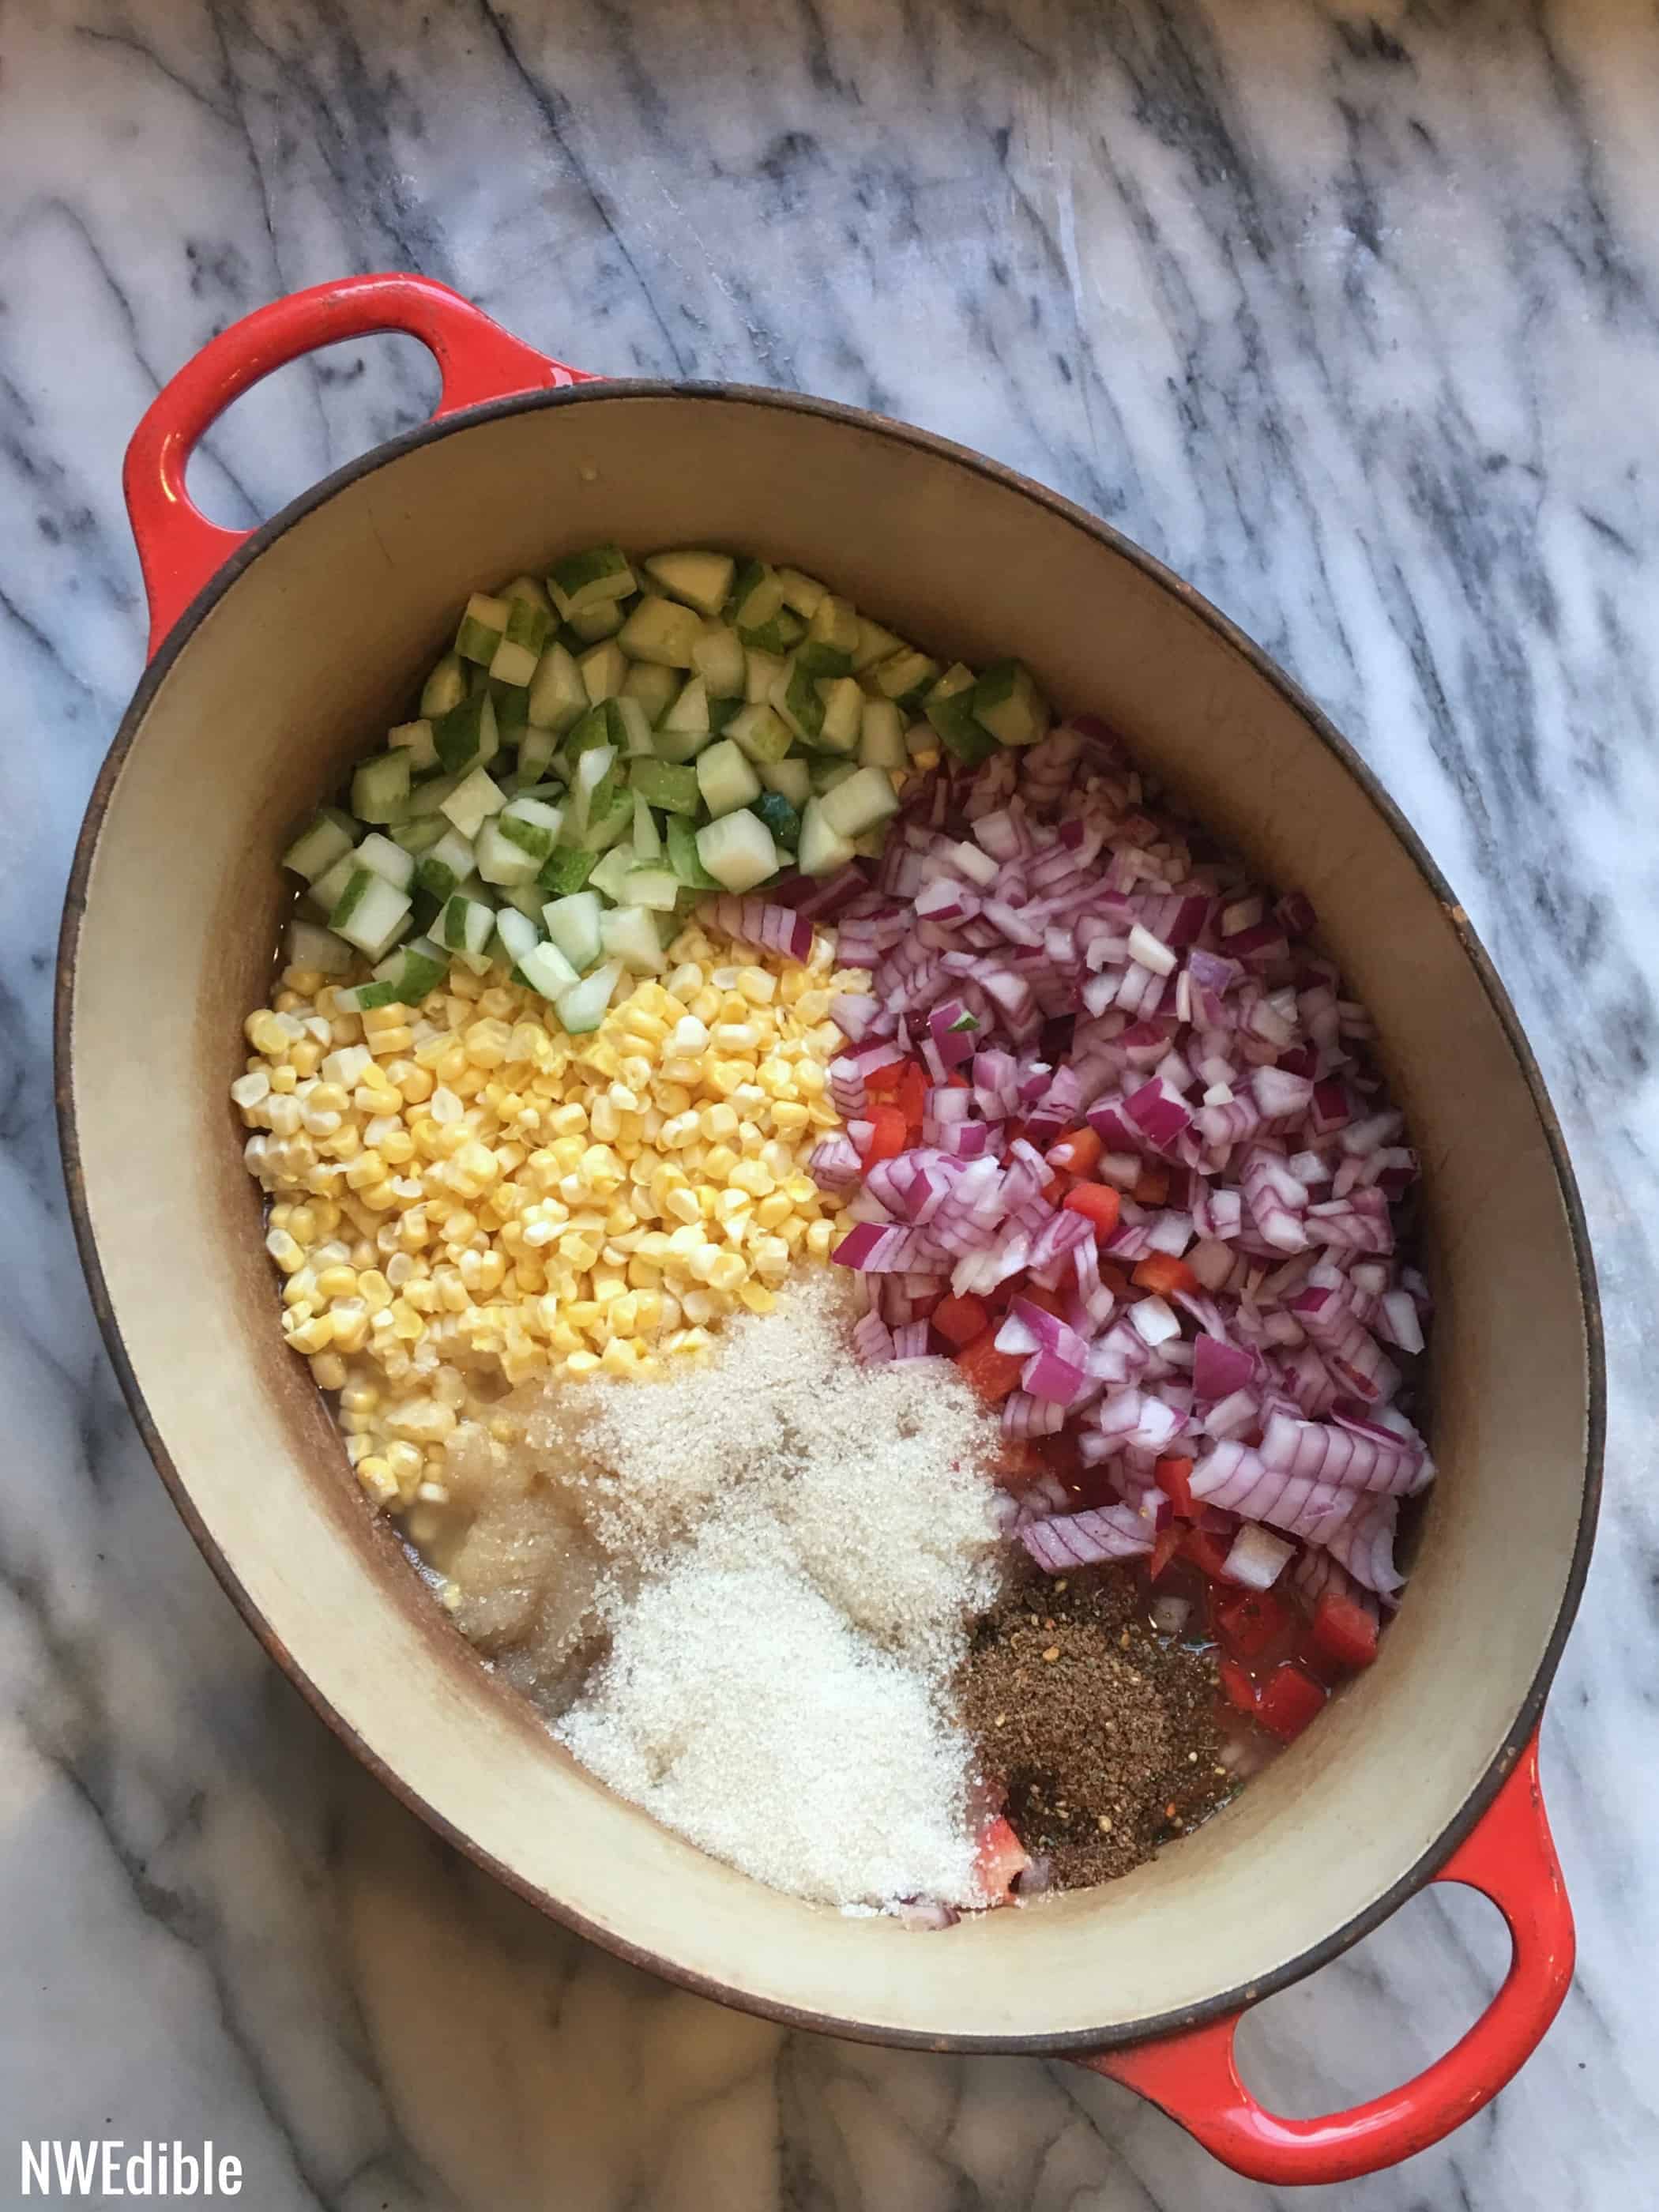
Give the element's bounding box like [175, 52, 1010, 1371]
[570, 743, 618, 836]
[650, 725, 713, 765]
[564, 598, 626, 643]
[797, 796, 858, 878]
[818, 765, 901, 840]
[696, 808, 778, 893]
[816, 676, 863, 754]
[600, 903, 665, 972]
[564, 705, 617, 762]
[925, 663, 999, 764]
[758, 756, 812, 807]
[503, 574, 553, 615]
[457, 592, 510, 665]
[284, 916, 355, 975]
[795, 638, 854, 679]
[498, 796, 566, 863]
[616, 594, 702, 669]
[420, 651, 468, 720]
[388, 717, 438, 772]
[643, 549, 736, 617]
[526, 640, 589, 734]
[433, 689, 500, 775]
[440, 766, 508, 839]
[611, 696, 656, 758]
[391, 814, 444, 853]
[621, 660, 681, 724]
[860, 696, 908, 769]
[556, 960, 623, 1036]
[475, 817, 541, 886]
[811, 757, 860, 795]
[352, 750, 412, 825]
[692, 623, 747, 698]
[972, 658, 1051, 747]
[623, 867, 679, 913]
[414, 826, 476, 903]
[743, 647, 785, 706]
[329, 868, 412, 957]
[775, 566, 826, 618]
[537, 845, 597, 897]
[373, 935, 448, 1003]
[516, 724, 559, 783]
[440, 894, 498, 975]
[493, 907, 541, 978]
[579, 639, 628, 704]
[740, 608, 804, 656]
[730, 559, 784, 630]
[282, 806, 357, 882]
[629, 757, 701, 815]
[631, 792, 663, 864]
[696, 738, 762, 816]
[352, 833, 416, 891]
[490, 597, 552, 687]
[588, 846, 637, 904]
[772, 660, 824, 744]
[726, 702, 794, 765]
[807, 593, 860, 660]
[543, 890, 604, 972]
[871, 648, 940, 709]
[665, 673, 715, 734]
[581, 782, 634, 854]
[501, 881, 547, 923]
[308, 852, 357, 916]
[548, 544, 636, 619]
[753, 791, 800, 849]
[518, 938, 581, 999]
[665, 814, 718, 890]
[851, 616, 903, 672]
[495, 680, 531, 754]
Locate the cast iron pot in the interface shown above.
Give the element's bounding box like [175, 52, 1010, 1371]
[57, 275, 1601, 2186]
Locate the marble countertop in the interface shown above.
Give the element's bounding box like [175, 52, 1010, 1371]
[4, 1, 1656, 2203]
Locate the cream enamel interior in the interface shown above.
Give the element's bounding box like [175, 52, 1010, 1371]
[64, 392, 1592, 2045]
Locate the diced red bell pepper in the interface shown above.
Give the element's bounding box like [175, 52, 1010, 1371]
[1257, 1663, 1327, 1741]
[1133, 1162, 1171, 1206]
[933, 1293, 990, 1349]
[954, 1330, 1026, 1405]
[1047, 1127, 1104, 1176]
[1132, 1252, 1198, 1299]
[857, 1104, 908, 1164]
[974, 1814, 1031, 1905]
[860, 1059, 909, 1095]
[1309, 1591, 1381, 1671]
[1154, 1455, 1196, 1518]
[1149, 1524, 1184, 1582]
[1097, 1259, 1136, 1300]
[893, 1061, 927, 1129]
[1017, 1281, 1068, 1319]
[1062, 1183, 1122, 1236]
[1218, 1657, 1259, 1717]
[1181, 1527, 1239, 1583]
[1213, 1587, 1294, 1661]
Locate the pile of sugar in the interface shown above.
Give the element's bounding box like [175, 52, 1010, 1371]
[553, 1277, 1006, 1908]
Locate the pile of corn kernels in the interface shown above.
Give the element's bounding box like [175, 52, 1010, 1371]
[233, 923, 863, 1511]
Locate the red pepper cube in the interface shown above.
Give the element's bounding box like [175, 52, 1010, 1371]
[1256, 1662, 1327, 1740]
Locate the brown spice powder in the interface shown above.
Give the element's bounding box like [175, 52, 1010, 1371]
[962, 1563, 1228, 1887]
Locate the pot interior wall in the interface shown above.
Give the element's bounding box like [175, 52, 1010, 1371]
[66, 393, 1591, 2045]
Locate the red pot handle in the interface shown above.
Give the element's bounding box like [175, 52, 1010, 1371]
[124, 273, 592, 660]
[1078, 1730, 1572, 2185]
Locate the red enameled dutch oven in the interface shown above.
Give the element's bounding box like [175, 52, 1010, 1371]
[56, 275, 1601, 2185]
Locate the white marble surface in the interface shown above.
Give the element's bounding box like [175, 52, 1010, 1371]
[3, 1, 1656, 2203]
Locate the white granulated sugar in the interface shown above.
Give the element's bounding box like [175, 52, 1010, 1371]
[553, 1276, 1006, 1907]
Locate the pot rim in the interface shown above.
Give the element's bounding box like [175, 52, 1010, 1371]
[55, 378, 1604, 2054]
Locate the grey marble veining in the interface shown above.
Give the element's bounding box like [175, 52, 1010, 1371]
[3, 1, 1657, 2204]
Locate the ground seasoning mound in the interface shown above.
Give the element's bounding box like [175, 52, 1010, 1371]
[962, 1564, 1228, 1887]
